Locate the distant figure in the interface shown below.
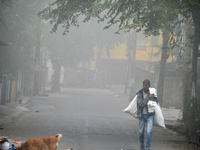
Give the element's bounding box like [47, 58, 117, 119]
[137, 79, 158, 150]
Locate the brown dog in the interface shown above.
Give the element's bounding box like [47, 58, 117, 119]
[16, 134, 62, 150]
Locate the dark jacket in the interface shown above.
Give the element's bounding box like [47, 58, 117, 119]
[137, 88, 158, 118]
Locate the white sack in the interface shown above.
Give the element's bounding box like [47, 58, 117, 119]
[123, 93, 166, 128]
[123, 95, 138, 118]
[147, 101, 157, 113]
[154, 104, 166, 128]
[123, 96, 165, 128]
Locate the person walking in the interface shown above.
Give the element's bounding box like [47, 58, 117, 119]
[137, 79, 158, 150]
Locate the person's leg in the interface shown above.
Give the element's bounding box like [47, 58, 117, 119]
[145, 115, 154, 150]
[139, 114, 147, 148]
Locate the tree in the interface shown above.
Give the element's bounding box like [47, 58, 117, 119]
[188, 2, 200, 142]
[43, 23, 95, 91]
[0, 0, 51, 96]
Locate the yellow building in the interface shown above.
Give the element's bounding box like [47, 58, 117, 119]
[101, 32, 173, 67]
[93, 31, 174, 86]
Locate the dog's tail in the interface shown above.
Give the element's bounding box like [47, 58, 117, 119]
[55, 134, 62, 141]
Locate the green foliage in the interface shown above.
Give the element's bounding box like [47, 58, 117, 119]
[38, 0, 193, 41]
[0, 0, 41, 76]
[37, 0, 192, 73]
[38, 0, 97, 35]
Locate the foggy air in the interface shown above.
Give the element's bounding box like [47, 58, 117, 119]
[0, 0, 199, 150]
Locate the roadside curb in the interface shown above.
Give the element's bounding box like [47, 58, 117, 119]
[0, 97, 32, 126]
[21, 97, 31, 104]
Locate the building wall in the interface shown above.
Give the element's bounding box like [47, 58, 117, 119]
[88, 30, 177, 88]
[101, 31, 174, 70]
[98, 58, 127, 85]
[101, 43, 128, 59]
[97, 31, 174, 85]
[163, 77, 183, 108]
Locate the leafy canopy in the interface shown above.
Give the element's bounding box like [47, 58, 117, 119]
[38, 0, 192, 36]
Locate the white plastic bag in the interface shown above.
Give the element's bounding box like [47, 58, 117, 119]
[123, 95, 138, 118]
[0, 141, 9, 150]
[154, 104, 166, 128]
[149, 88, 157, 97]
[147, 101, 157, 113]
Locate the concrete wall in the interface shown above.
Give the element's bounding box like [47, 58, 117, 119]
[163, 77, 183, 108]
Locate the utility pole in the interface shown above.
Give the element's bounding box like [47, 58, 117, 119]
[33, 18, 41, 96]
[129, 30, 137, 101]
[42, 48, 46, 96]
[124, 33, 132, 94]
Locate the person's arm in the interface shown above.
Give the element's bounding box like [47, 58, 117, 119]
[137, 92, 149, 107]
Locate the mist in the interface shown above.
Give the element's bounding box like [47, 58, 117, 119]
[0, 0, 200, 147]
[0, 0, 188, 108]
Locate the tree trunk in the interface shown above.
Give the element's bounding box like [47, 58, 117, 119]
[51, 61, 61, 92]
[33, 20, 41, 96]
[157, 26, 170, 107]
[188, 8, 200, 143]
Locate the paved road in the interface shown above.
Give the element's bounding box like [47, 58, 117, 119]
[0, 88, 198, 150]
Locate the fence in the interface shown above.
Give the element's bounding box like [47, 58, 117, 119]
[0, 74, 17, 105]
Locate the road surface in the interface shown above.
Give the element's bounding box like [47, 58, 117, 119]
[0, 88, 198, 150]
